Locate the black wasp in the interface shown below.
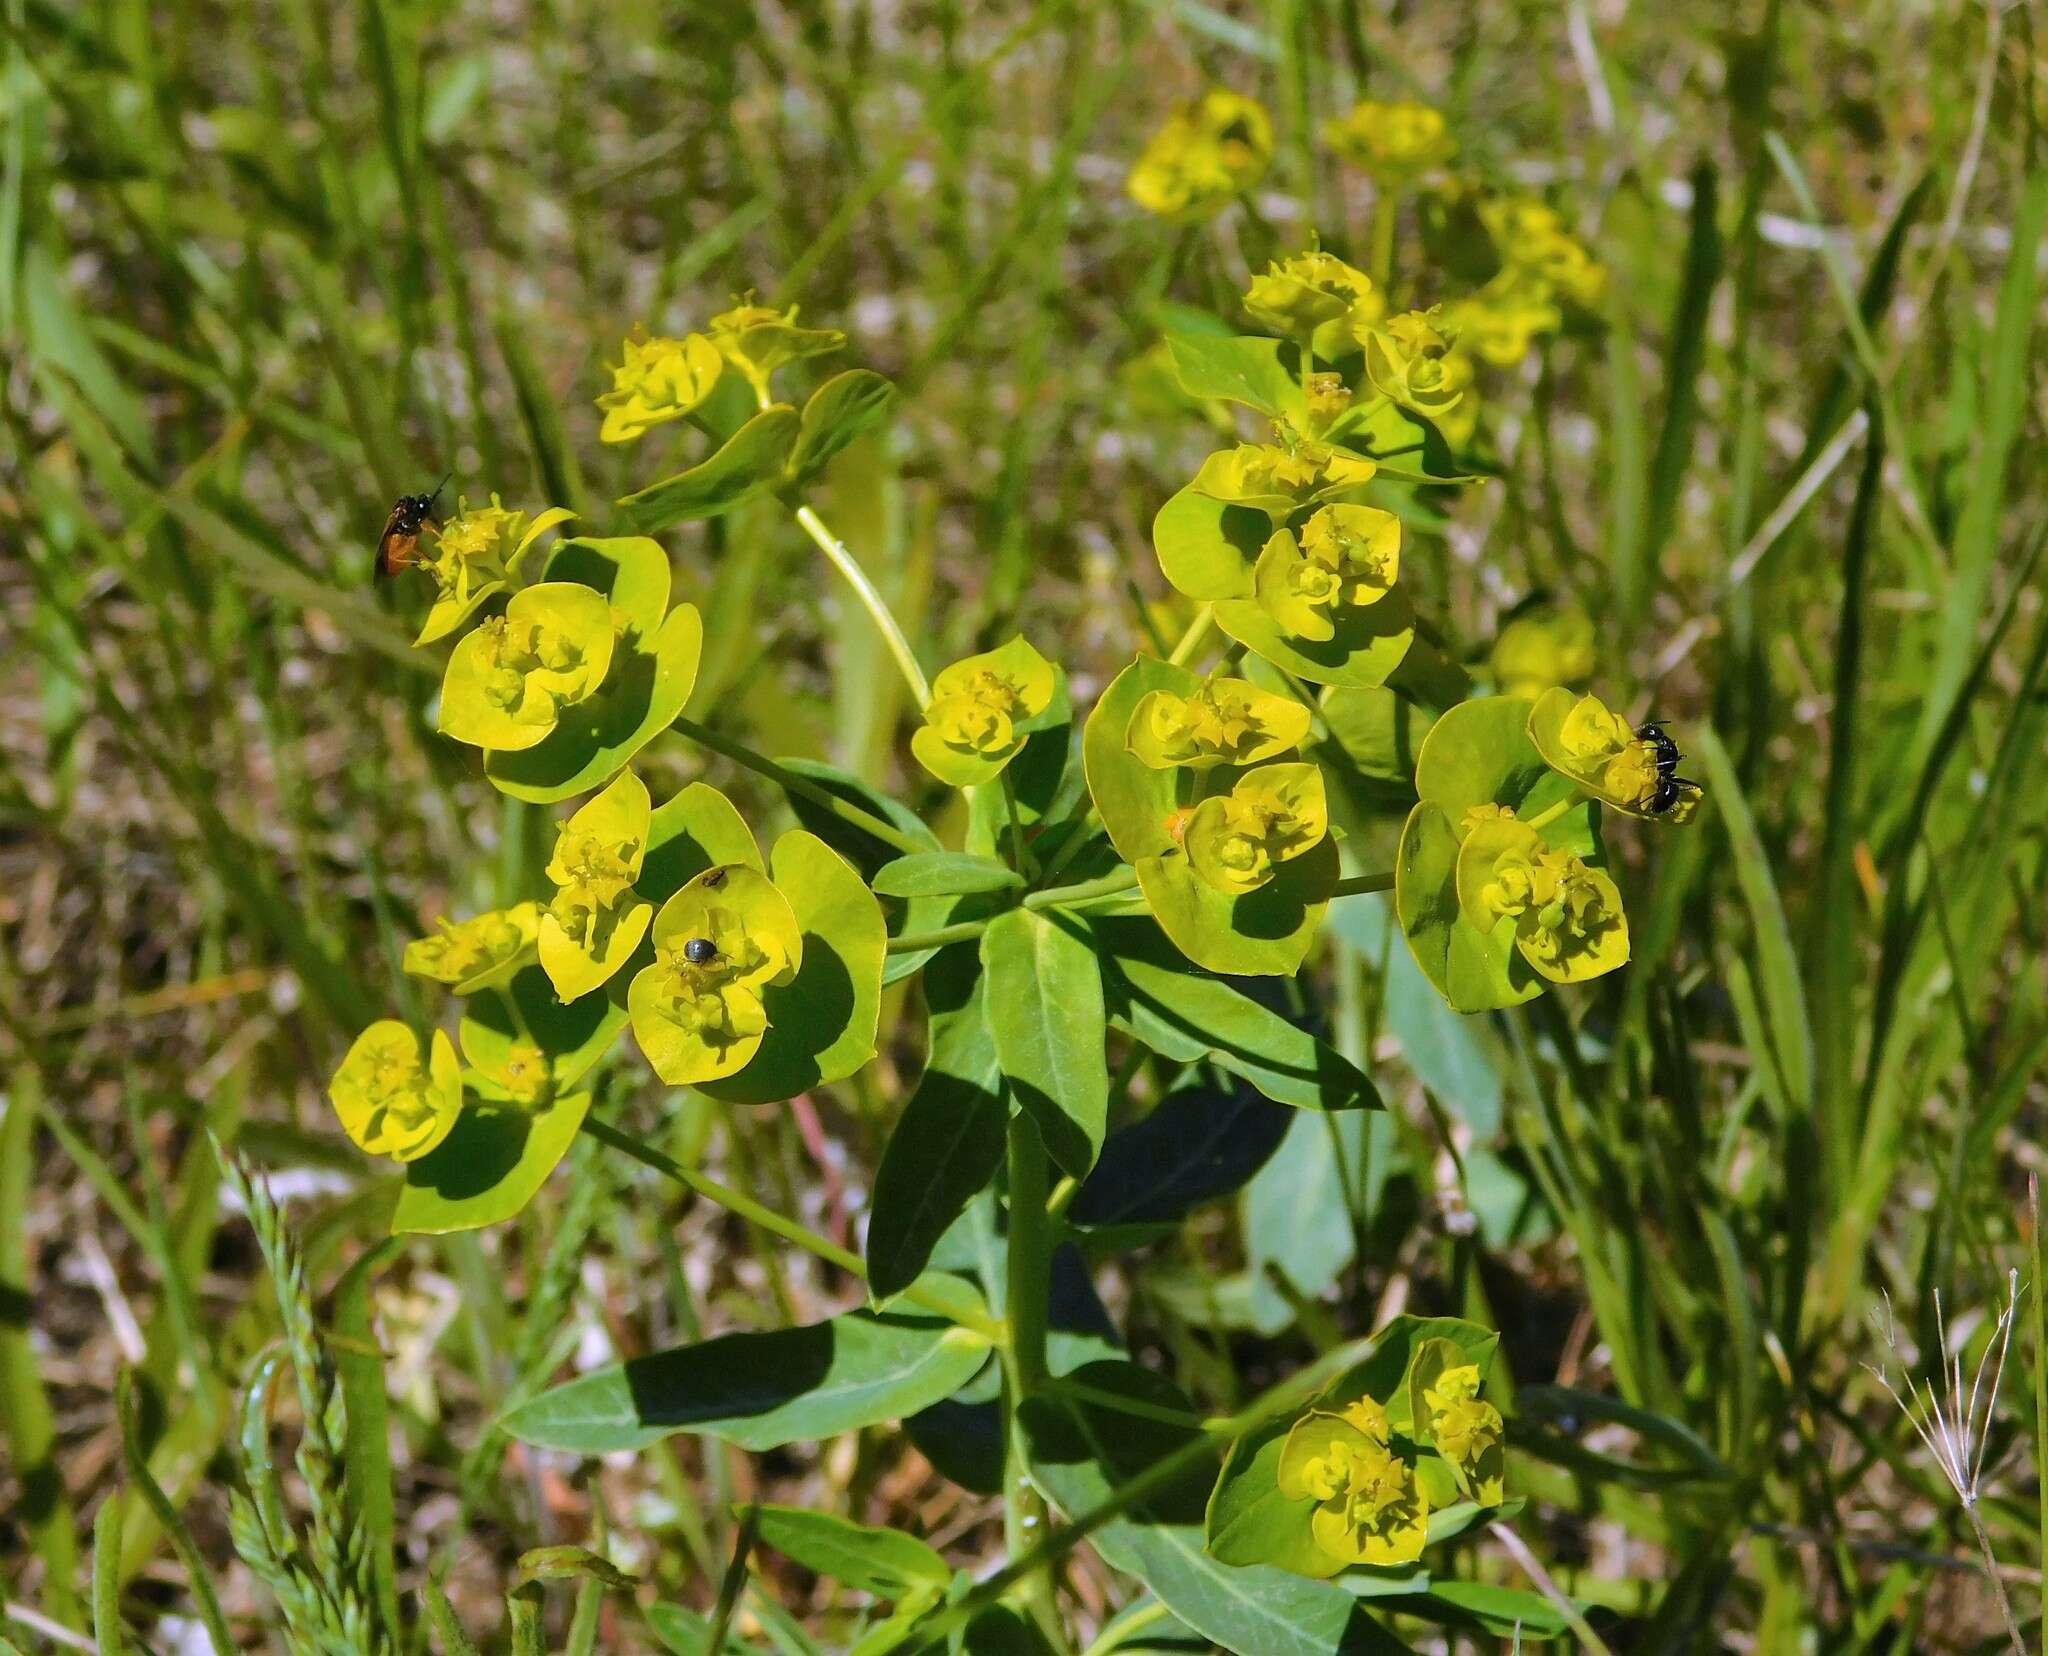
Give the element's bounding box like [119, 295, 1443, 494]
[1636, 721, 1702, 817]
[373, 474, 450, 582]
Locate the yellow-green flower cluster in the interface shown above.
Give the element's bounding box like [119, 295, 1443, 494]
[1362, 307, 1470, 423]
[1322, 99, 1457, 185]
[1528, 687, 1695, 821]
[1182, 762, 1328, 896]
[1480, 195, 1607, 310]
[415, 497, 575, 645]
[1455, 808, 1629, 985]
[539, 771, 654, 1001]
[403, 903, 541, 994]
[912, 636, 1058, 787]
[629, 866, 803, 1086]
[439, 582, 615, 752]
[597, 327, 725, 443]
[597, 300, 843, 436]
[1255, 504, 1401, 642]
[1126, 89, 1273, 222]
[1242, 250, 1384, 362]
[1490, 603, 1596, 698]
[329, 1022, 462, 1163]
[1189, 440, 1379, 519]
[1126, 677, 1310, 771]
[1422, 1363, 1506, 1505]
[1278, 1397, 1429, 1568]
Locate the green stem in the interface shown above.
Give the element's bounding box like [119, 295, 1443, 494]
[1001, 1114, 1065, 1648]
[886, 867, 1144, 954]
[793, 502, 932, 710]
[670, 713, 929, 857]
[1371, 188, 1398, 290]
[578, 1116, 1003, 1342]
[1330, 869, 1395, 898]
[1000, 770, 1037, 880]
[1165, 604, 1215, 668]
[1518, 788, 1590, 835]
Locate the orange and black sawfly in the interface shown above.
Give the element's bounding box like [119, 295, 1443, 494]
[373, 475, 449, 582]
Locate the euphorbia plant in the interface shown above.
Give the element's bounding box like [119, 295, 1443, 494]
[317, 95, 1683, 1654]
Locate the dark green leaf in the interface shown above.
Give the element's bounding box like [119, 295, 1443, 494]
[981, 908, 1109, 1176]
[1071, 1076, 1291, 1227]
[868, 986, 1008, 1297]
[747, 1505, 948, 1599]
[1095, 917, 1379, 1111]
[499, 1300, 992, 1453]
[619, 406, 802, 531]
[871, 853, 1024, 899]
[786, 370, 900, 486]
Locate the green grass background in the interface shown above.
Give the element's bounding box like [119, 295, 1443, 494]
[3, 0, 2045, 1648]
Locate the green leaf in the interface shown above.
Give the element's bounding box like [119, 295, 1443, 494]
[1165, 331, 1306, 421]
[1394, 804, 1539, 1015]
[1136, 837, 1337, 977]
[1412, 696, 1554, 819]
[640, 782, 766, 905]
[868, 985, 1008, 1297]
[1204, 1421, 1329, 1577]
[1213, 586, 1418, 691]
[457, 964, 626, 1100]
[786, 370, 900, 486]
[1082, 655, 1193, 864]
[1094, 917, 1378, 1110]
[542, 535, 672, 648]
[1022, 1362, 1407, 1655]
[779, 756, 941, 879]
[747, 1506, 949, 1599]
[1317, 686, 1434, 784]
[981, 908, 1110, 1177]
[1071, 1077, 1291, 1227]
[1376, 1581, 1580, 1640]
[871, 852, 1024, 899]
[485, 605, 704, 803]
[1151, 485, 1265, 600]
[646, 1604, 766, 1655]
[499, 1297, 992, 1453]
[619, 406, 802, 531]
[392, 1091, 593, 1235]
[701, 831, 886, 1103]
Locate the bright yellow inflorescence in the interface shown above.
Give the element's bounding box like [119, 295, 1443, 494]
[1184, 763, 1328, 895]
[1127, 89, 1273, 222]
[1127, 677, 1312, 771]
[597, 328, 725, 443]
[1323, 99, 1458, 183]
[1255, 504, 1402, 642]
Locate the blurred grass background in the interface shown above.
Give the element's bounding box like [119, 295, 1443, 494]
[3, 0, 2046, 1648]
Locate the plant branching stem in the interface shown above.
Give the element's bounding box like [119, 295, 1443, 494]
[887, 868, 1144, 954]
[793, 502, 932, 710]
[1166, 605, 1215, 667]
[670, 714, 928, 857]
[578, 1116, 1002, 1342]
[1000, 1114, 1066, 1649]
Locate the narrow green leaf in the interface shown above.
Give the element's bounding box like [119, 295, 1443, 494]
[981, 908, 1110, 1177]
[500, 1301, 992, 1453]
[620, 407, 801, 531]
[871, 852, 1024, 899]
[747, 1505, 949, 1598]
[1096, 917, 1380, 1111]
[787, 370, 900, 486]
[868, 988, 1008, 1297]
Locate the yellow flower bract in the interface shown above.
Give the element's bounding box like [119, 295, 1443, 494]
[1323, 99, 1457, 183]
[1126, 677, 1311, 771]
[912, 636, 1057, 786]
[329, 1022, 462, 1163]
[1126, 89, 1273, 223]
[629, 866, 803, 1086]
[1183, 762, 1328, 895]
[597, 329, 725, 444]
